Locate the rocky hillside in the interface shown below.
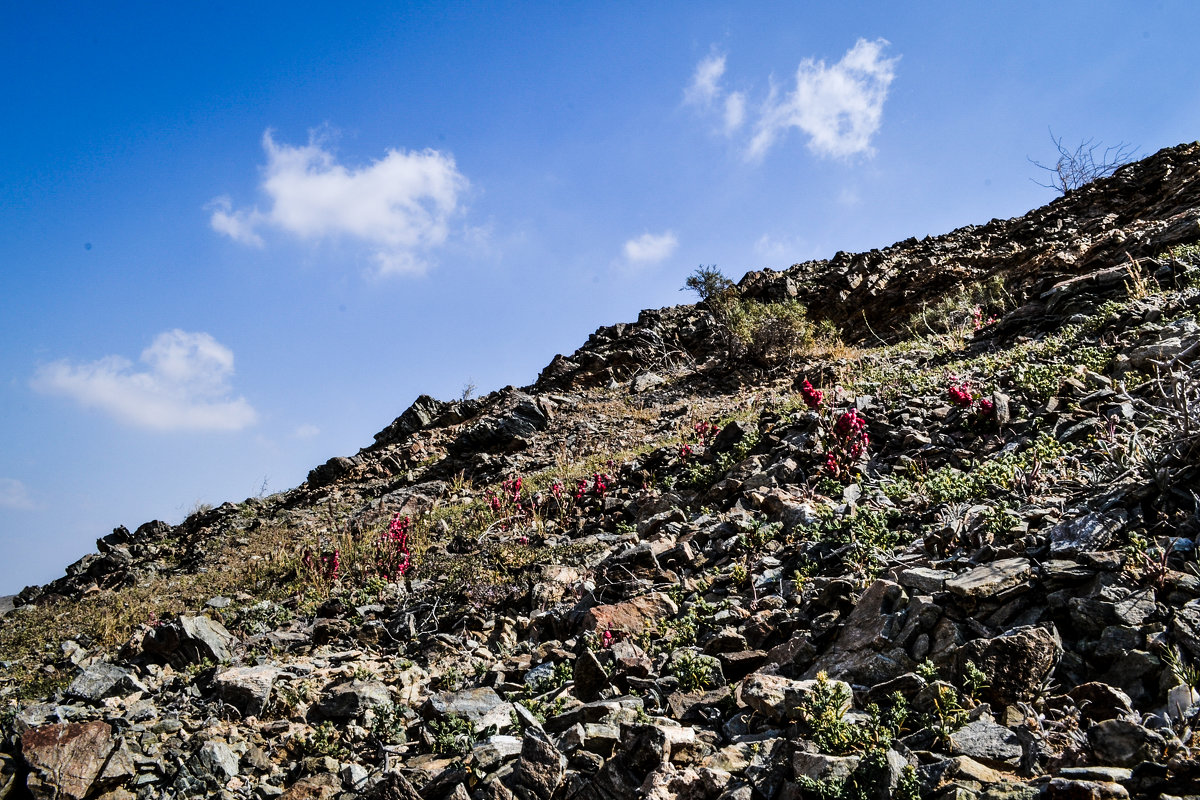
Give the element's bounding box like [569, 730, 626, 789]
[2, 143, 1200, 800]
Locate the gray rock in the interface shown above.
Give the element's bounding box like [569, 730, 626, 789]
[949, 716, 1023, 767]
[945, 558, 1032, 598]
[214, 665, 281, 716]
[456, 390, 550, 454]
[193, 740, 239, 781]
[341, 762, 369, 791]
[307, 455, 356, 487]
[712, 420, 757, 454]
[1049, 510, 1126, 556]
[898, 567, 955, 594]
[573, 649, 610, 703]
[803, 579, 913, 685]
[473, 735, 524, 771]
[142, 614, 234, 667]
[423, 686, 514, 730]
[958, 624, 1061, 707]
[1067, 682, 1136, 723]
[631, 372, 665, 393]
[67, 663, 147, 702]
[792, 750, 860, 783]
[1045, 778, 1129, 799]
[510, 728, 566, 800]
[1088, 719, 1167, 767]
[1173, 598, 1200, 661]
[312, 679, 391, 722]
[740, 673, 851, 723]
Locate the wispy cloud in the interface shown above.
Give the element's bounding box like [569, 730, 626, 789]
[0, 479, 34, 510]
[687, 39, 898, 160]
[623, 231, 679, 265]
[684, 53, 727, 107]
[723, 92, 746, 135]
[293, 424, 320, 439]
[211, 129, 470, 275]
[32, 330, 257, 432]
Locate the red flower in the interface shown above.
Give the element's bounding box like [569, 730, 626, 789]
[800, 379, 824, 409]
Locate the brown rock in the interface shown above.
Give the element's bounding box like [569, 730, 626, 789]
[581, 593, 678, 634]
[957, 624, 1061, 707]
[802, 579, 914, 685]
[21, 721, 119, 800]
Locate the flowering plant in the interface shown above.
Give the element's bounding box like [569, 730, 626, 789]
[375, 514, 412, 581]
[693, 420, 719, 445]
[302, 546, 340, 583]
[947, 378, 998, 425]
[800, 379, 824, 410]
[972, 305, 998, 331]
[825, 408, 869, 482]
[948, 380, 973, 407]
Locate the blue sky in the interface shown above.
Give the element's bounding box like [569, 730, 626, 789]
[2, 2, 1198, 594]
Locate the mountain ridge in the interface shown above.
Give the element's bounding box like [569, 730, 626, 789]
[2, 142, 1200, 800]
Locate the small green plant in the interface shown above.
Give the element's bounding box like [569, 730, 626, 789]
[429, 713, 476, 756]
[925, 684, 969, 747]
[915, 659, 940, 682]
[369, 703, 406, 745]
[303, 721, 350, 759]
[894, 765, 921, 800]
[1160, 644, 1200, 689]
[796, 673, 863, 755]
[961, 660, 989, 703]
[670, 650, 714, 692]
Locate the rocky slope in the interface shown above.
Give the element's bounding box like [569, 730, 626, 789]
[3, 143, 1200, 800]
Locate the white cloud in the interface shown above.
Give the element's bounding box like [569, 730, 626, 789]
[32, 330, 257, 432]
[748, 38, 897, 160]
[207, 196, 264, 247]
[685, 54, 726, 107]
[623, 231, 679, 264]
[211, 130, 469, 275]
[294, 424, 320, 439]
[723, 92, 746, 135]
[687, 40, 897, 161]
[0, 479, 34, 510]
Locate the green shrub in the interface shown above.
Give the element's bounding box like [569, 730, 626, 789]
[714, 294, 816, 369]
[682, 265, 735, 302]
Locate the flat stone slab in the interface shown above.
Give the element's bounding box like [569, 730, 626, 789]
[945, 558, 1032, 598]
[898, 567, 955, 594]
[949, 716, 1023, 766]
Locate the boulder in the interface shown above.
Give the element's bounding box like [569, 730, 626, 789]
[311, 679, 391, 722]
[580, 593, 678, 634]
[141, 614, 234, 667]
[802, 579, 914, 685]
[509, 728, 566, 800]
[66, 663, 147, 703]
[957, 625, 1061, 707]
[740, 673, 851, 723]
[1049, 511, 1127, 556]
[214, 665, 281, 716]
[422, 686, 513, 731]
[21, 721, 126, 800]
[949, 716, 1024, 767]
